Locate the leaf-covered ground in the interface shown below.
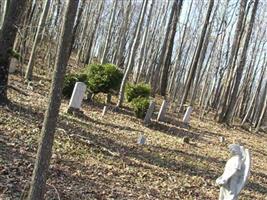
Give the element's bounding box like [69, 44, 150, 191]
[1, 74, 267, 199]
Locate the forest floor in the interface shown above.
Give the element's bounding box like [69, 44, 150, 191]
[1, 73, 267, 200]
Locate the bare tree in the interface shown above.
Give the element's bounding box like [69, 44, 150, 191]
[0, 0, 27, 105]
[28, 0, 79, 199]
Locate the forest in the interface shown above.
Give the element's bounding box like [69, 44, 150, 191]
[0, 0, 267, 199]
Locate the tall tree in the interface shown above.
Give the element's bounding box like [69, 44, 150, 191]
[0, 0, 28, 105]
[28, 0, 79, 199]
[159, 0, 183, 96]
[178, 0, 214, 112]
[217, 0, 247, 123]
[24, 0, 51, 81]
[117, 0, 149, 107]
[101, 0, 118, 63]
[223, 0, 259, 123]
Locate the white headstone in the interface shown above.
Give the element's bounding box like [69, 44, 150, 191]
[137, 135, 146, 145]
[216, 144, 251, 200]
[183, 106, 193, 124]
[68, 82, 87, 110]
[157, 100, 168, 121]
[102, 106, 107, 116]
[144, 101, 155, 124]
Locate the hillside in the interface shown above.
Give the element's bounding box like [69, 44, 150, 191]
[1, 74, 267, 200]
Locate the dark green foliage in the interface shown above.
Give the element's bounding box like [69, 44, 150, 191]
[86, 63, 123, 94]
[8, 49, 21, 60]
[125, 83, 151, 102]
[131, 97, 150, 118]
[63, 73, 87, 98]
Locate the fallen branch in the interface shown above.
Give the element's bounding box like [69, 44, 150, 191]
[69, 134, 120, 157]
[8, 85, 29, 96]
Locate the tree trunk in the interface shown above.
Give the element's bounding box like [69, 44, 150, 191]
[0, 0, 27, 105]
[101, 0, 117, 63]
[217, 0, 247, 123]
[27, 0, 79, 199]
[159, 0, 183, 97]
[223, 0, 259, 123]
[116, 0, 148, 107]
[25, 0, 51, 81]
[178, 0, 214, 112]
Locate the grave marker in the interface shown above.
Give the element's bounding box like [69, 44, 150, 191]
[67, 82, 86, 113]
[157, 100, 168, 121]
[144, 101, 155, 124]
[183, 106, 193, 124]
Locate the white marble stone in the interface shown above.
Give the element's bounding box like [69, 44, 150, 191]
[157, 100, 168, 121]
[216, 144, 251, 200]
[183, 106, 193, 124]
[144, 101, 155, 124]
[68, 82, 87, 110]
[102, 106, 107, 116]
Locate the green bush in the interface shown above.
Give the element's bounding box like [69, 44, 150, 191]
[131, 97, 150, 118]
[63, 73, 87, 98]
[85, 63, 123, 94]
[125, 83, 151, 102]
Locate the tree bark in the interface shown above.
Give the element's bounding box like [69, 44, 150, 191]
[223, 0, 259, 123]
[116, 0, 148, 107]
[178, 0, 214, 112]
[0, 0, 27, 105]
[159, 0, 183, 97]
[24, 0, 51, 81]
[27, 0, 79, 199]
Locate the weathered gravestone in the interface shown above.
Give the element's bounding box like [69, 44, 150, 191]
[183, 106, 193, 124]
[102, 106, 107, 116]
[144, 101, 155, 124]
[67, 82, 87, 114]
[216, 144, 251, 200]
[9, 58, 19, 73]
[157, 100, 168, 122]
[137, 135, 146, 145]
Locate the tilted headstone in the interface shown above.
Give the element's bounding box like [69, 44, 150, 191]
[157, 100, 168, 121]
[137, 135, 146, 145]
[102, 106, 107, 116]
[9, 58, 19, 73]
[67, 82, 86, 112]
[183, 106, 193, 124]
[216, 144, 251, 200]
[144, 101, 155, 124]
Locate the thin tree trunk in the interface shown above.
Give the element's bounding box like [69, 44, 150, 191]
[223, 0, 259, 123]
[178, 0, 214, 112]
[101, 0, 117, 63]
[27, 1, 79, 199]
[160, 0, 183, 97]
[0, 0, 27, 105]
[117, 0, 149, 107]
[25, 0, 51, 81]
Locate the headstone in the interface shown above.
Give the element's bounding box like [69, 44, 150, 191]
[9, 58, 19, 73]
[67, 82, 86, 113]
[183, 106, 193, 124]
[137, 135, 146, 145]
[102, 106, 107, 116]
[219, 136, 225, 143]
[157, 100, 168, 121]
[144, 101, 155, 124]
[216, 144, 251, 200]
